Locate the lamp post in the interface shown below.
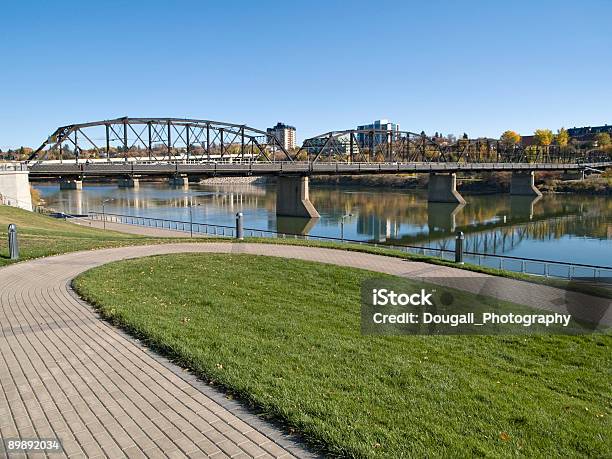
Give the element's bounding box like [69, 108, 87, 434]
[102, 198, 113, 230]
[340, 213, 353, 241]
[187, 200, 201, 238]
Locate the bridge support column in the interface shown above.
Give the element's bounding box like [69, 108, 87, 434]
[427, 173, 466, 204]
[510, 171, 542, 197]
[169, 175, 188, 188]
[60, 179, 82, 190]
[118, 177, 139, 188]
[276, 175, 320, 218]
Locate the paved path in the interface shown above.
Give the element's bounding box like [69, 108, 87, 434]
[1, 243, 610, 459]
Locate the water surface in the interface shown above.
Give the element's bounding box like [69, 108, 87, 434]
[35, 181, 612, 270]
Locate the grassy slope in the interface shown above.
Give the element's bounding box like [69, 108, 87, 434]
[0, 205, 195, 267]
[243, 237, 612, 299]
[73, 253, 612, 458]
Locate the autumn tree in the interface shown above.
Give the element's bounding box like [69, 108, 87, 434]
[556, 127, 569, 147]
[534, 129, 553, 146]
[500, 130, 521, 147]
[596, 132, 611, 147]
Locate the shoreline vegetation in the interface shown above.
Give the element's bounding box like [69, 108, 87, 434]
[309, 171, 612, 195]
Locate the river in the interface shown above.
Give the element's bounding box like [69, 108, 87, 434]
[34, 181, 611, 271]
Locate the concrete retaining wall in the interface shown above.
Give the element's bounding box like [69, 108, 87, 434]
[0, 168, 33, 211]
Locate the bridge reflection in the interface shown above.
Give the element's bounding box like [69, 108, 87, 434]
[304, 188, 611, 251]
[36, 181, 611, 258]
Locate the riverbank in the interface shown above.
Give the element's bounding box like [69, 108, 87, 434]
[0, 205, 200, 267]
[7, 201, 611, 300]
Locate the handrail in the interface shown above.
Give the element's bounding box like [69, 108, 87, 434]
[87, 211, 612, 275]
[0, 162, 28, 171]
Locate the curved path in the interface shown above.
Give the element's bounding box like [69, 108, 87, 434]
[1, 243, 609, 459]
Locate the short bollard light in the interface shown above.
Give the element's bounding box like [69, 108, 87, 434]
[236, 212, 244, 240]
[8, 224, 19, 260]
[455, 231, 464, 264]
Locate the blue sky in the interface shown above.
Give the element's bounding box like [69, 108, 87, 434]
[1, 0, 610, 149]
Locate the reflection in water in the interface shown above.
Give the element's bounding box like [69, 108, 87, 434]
[509, 195, 542, 220]
[276, 216, 318, 235]
[427, 203, 466, 233]
[35, 181, 612, 266]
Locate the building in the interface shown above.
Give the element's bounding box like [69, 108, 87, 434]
[356, 119, 400, 146]
[266, 122, 296, 150]
[567, 124, 612, 138]
[520, 135, 537, 147]
[304, 135, 355, 157]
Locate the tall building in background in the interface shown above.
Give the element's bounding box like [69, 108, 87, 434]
[356, 119, 400, 146]
[267, 122, 296, 150]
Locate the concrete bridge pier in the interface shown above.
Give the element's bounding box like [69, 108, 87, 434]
[60, 179, 82, 190]
[118, 177, 139, 188]
[276, 175, 320, 218]
[169, 174, 189, 188]
[427, 173, 466, 204]
[510, 171, 542, 197]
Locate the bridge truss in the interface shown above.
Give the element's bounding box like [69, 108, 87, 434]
[297, 129, 609, 164]
[29, 117, 291, 163]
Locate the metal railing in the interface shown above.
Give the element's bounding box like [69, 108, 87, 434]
[0, 162, 28, 172]
[88, 211, 237, 237]
[85, 211, 612, 280]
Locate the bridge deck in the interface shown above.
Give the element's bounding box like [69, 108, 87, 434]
[28, 161, 612, 178]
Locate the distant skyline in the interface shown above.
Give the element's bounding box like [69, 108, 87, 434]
[1, 0, 611, 149]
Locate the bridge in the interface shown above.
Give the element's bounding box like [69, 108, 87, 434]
[23, 117, 612, 218]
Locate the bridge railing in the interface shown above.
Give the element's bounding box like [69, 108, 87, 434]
[0, 162, 28, 171]
[84, 211, 612, 280]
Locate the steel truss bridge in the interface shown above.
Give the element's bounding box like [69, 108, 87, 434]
[29, 117, 291, 163]
[27, 118, 612, 178]
[297, 128, 609, 164]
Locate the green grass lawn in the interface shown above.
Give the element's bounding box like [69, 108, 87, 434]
[243, 237, 612, 300]
[73, 253, 612, 458]
[0, 205, 200, 267]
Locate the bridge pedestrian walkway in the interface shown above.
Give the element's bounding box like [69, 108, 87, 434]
[0, 242, 609, 458]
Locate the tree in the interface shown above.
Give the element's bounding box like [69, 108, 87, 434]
[556, 127, 569, 147]
[534, 129, 553, 146]
[500, 130, 521, 147]
[596, 132, 611, 147]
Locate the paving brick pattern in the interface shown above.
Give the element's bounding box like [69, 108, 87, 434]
[0, 244, 319, 459]
[1, 242, 609, 458]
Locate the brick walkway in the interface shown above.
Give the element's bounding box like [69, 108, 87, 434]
[1, 242, 609, 458]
